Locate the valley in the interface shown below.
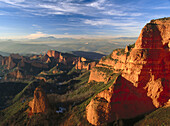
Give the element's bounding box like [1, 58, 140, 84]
[0, 18, 169, 126]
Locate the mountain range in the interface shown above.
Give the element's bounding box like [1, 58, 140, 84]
[0, 37, 136, 55]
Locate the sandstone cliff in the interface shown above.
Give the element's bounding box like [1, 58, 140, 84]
[1, 50, 80, 80]
[75, 57, 96, 70]
[46, 50, 77, 65]
[88, 48, 127, 84]
[47, 50, 60, 59]
[86, 18, 170, 125]
[29, 87, 50, 114]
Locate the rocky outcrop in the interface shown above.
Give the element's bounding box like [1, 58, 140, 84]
[86, 18, 170, 125]
[75, 57, 96, 70]
[1, 54, 23, 69]
[2, 54, 50, 80]
[46, 50, 78, 65]
[87, 75, 156, 125]
[88, 68, 108, 84]
[88, 61, 96, 70]
[47, 50, 60, 59]
[2, 56, 16, 69]
[1, 50, 81, 80]
[29, 87, 50, 113]
[88, 49, 126, 83]
[5, 68, 24, 80]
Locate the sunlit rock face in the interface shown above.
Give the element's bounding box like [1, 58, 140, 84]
[75, 57, 96, 70]
[47, 50, 60, 59]
[46, 50, 78, 65]
[29, 87, 50, 113]
[86, 18, 170, 125]
[88, 48, 127, 84]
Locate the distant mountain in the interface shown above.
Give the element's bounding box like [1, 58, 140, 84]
[56, 42, 127, 55]
[31, 36, 76, 42]
[0, 42, 55, 54]
[0, 37, 136, 55]
[114, 37, 138, 40]
[70, 51, 105, 60]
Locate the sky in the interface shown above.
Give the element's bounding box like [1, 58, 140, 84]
[0, 0, 170, 39]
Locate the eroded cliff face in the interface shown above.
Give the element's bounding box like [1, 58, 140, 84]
[46, 50, 78, 65]
[47, 50, 60, 59]
[88, 48, 127, 84]
[29, 87, 50, 114]
[75, 57, 96, 70]
[86, 19, 170, 125]
[1, 50, 79, 80]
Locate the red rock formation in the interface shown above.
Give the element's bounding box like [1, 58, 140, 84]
[46, 57, 51, 63]
[88, 49, 126, 83]
[58, 53, 67, 64]
[86, 18, 170, 125]
[2, 56, 16, 69]
[75, 57, 96, 70]
[88, 68, 109, 84]
[1, 54, 23, 69]
[29, 87, 50, 113]
[125, 46, 129, 53]
[87, 75, 155, 125]
[47, 50, 60, 59]
[46, 50, 79, 65]
[5, 68, 24, 80]
[87, 61, 96, 70]
[35, 76, 47, 82]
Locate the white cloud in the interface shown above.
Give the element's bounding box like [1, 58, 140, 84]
[86, 0, 106, 9]
[103, 10, 143, 16]
[0, 0, 145, 18]
[153, 6, 170, 9]
[32, 24, 38, 27]
[25, 32, 48, 39]
[38, 3, 79, 14]
[0, 31, 135, 40]
[84, 19, 139, 27]
[0, 0, 25, 4]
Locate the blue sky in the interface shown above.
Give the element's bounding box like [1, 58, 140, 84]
[0, 0, 170, 39]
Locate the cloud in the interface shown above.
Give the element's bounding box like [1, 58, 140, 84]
[103, 10, 143, 16]
[86, 0, 106, 9]
[0, 0, 144, 17]
[1, 0, 169, 38]
[0, 31, 137, 40]
[83, 19, 139, 27]
[153, 6, 170, 9]
[38, 3, 79, 14]
[25, 32, 48, 39]
[0, 11, 9, 15]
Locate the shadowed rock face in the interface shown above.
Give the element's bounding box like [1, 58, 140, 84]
[29, 87, 50, 113]
[0, 55, 3, 65]
[86, 18, 170, 125]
